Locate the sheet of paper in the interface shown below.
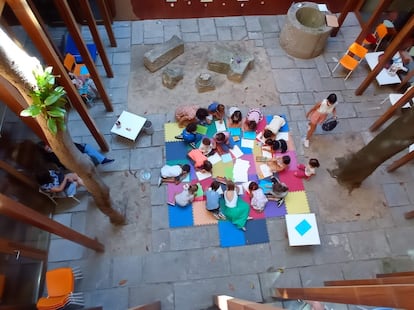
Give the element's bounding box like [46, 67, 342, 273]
[262, 149, 273, 159]
[221, 153, 232, 163]
[242, 181, 251, 192]
[215, 121, 226, 132]
[318, 3, 328, 11]
[276, 132, 289, 141]
[326, 14, 339, 27]
[182, 173, 190, 183]
[243, 131, 256, 140]
[229, 127, 241, 136]
[233, 159, 250, 183]
[241, 138, 254, 148]
[237, 184, 244, 195]
[230, 145, 243, 159]
[196, 170, 212, 181]
[208, 152, 222, 165]
[260, 164, 273, 178]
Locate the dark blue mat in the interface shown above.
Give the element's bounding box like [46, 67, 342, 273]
[165, 141, 191, 161]
[245, 219, 269, 245]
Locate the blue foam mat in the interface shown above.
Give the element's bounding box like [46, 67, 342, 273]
[168, 204, 194, 228]
[245, 219, 269, 245]
[218, 221, 246, 247]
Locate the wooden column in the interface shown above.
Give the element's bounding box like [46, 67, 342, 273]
[369, 86, 414, 131]
[6, 0, 110, 151]
[274, 285, 414, 308]
[53, 0, 114, 111]
[356, 14, 414, 95]
[97, 0, 117, 47]
[0, 160, 38, 189]
[325, 276, 414, 286]
[330, 0, 360, 37]
[0, 193, 104, 252]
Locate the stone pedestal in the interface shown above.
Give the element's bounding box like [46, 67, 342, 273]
[279, 2, 332, 59]
[196, 73, 215, 93]
[143, 35, 184, 72]
[162, 67, 183, 89]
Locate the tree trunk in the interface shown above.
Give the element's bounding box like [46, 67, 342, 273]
[329, 108, 414, 192]
[0, 27, 125, 225]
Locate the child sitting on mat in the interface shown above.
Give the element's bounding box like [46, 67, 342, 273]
[227, 107, 243, 128]
[175, 122, 202, 149]
[213, 131, 235, 154]
[198, 137, 216, 156]
[294, 158, 320, 180]
[158, 164, 191, 187]
[243, 108, 263, 132]
[248, 181, 268, 212]
[265, 177, 289, 208]
[169, 184, 199, 207]
[208, 101, 226, 123]
[205, 180, 226, 220]
[263, 115, 286, 139]
[196, 108, 212, 125]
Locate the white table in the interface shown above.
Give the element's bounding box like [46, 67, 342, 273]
[365, 52, 401, 86]
[110, 111, 146, 141]
[285, 213, 321, 246]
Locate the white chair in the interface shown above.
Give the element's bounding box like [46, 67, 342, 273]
[380, 85, 414, 108]
[39, 187, 80, 205]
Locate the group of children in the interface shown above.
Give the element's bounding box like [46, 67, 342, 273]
[160, 102, 321, 231]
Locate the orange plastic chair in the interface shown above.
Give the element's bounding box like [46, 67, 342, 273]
[363, 23, 388, 51]
[63, 53, 89, 77]
[332, 42, 368, 80]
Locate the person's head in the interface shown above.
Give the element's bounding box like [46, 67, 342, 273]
[263, 129, 274, 139]
[181, 164, 191, 174]
[196, 108, 209, 121]
[217, 104, 225, 114]
[226, 180, 235, 191]
[247, 120, 257, 131]
[248, 181, 259, 191]
[215, 132, 225, 142]
[210, 180, 221, 191]
[327, 93, 337, 105]
[36, 169, 52, 185]
[186, 122, 198, 133]
[189, 184, 199, 194]
[201, 137, 211, 146]
[265, 138, 274, 146]
[282, 155, 291, 165]
[309, 158, 320, 168]
[231, 110, 242, 124]
[273, 182, 288, 193]
[202, 160, 213, 172]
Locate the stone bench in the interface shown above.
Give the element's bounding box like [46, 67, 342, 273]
[143, 35, 184, 72]
[208, 46, 254, 82]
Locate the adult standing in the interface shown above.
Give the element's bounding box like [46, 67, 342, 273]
[304, 93, 338, 148]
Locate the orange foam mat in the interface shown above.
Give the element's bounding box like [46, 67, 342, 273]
[192, 200, 218, 226]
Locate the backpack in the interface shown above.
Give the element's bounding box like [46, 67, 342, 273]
[322, 117, 338, 131]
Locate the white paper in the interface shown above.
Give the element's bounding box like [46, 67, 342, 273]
[256, 131, 266, 144]
[318, 3, 328, 11]
[208, 152, 222, 165]
[233, 158, 250, 183]
[230, 145, 243, 158]
[241, 138, 254, 148]
[237, 184, 244, 195]
[242, 181, 251, 192]
[262, 149, 273, 159]
[215, 121, 227, 132]
[260, 164, 273, 178]
[221, 153, 232, 163]
[276, 132, 289, 141]
[196, 170, 212, 181]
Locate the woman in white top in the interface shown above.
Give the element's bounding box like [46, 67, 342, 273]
[304, 93, 338, 148]
[222, 180, 250, 231]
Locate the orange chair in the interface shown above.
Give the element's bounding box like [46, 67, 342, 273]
[363, 23, 388, 52]
[332, 42, 368, 80]
[36, 267, 84, 310]
[63, 53, 89, 77]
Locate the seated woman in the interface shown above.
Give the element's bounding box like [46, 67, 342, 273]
[266, 177, 289, 207]
[36, 169, 84, 197]
[222, 180, 250, 231]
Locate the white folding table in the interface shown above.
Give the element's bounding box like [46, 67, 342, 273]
[285, 213, 321, 246]
[365, 52, 402, 86]
[110, 111, 147, 141]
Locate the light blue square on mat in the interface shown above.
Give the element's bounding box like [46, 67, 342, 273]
[295, 219, 312, 236]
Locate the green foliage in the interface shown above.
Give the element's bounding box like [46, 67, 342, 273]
[20, 66, 68, 134]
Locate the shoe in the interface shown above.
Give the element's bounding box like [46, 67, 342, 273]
[174, 135, 183, 140]
[101, 158, 115, 165]
[247, 216, 253, 220]
[277, 199, 284, 208]
[213, 213, 220, 220]
[241, 227, 246, 232]
[189, 142, 196, 149]
[218, 212, 226, 220]
[158, 177, 163, 187]
[270, 177, 277, 184]
[167, 201, 175, 206]
[303, 139, 309, 148]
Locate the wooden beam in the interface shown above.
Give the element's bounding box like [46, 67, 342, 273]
[0, 237, 47, 261]
[386, 149, 414, 172]
[325, 276, 414, 286]
[0, 159, 38, 189]
[77, 0, 114, 78]
[274, 285, 414, 308]
[0, 0, 5, 15]
[377, 271, 414, 278]
[97, 0, 117, 47]
[330, 0, 366, 37]
[369, 85, 414, 131]
[0, 193, 104, 252]
[53, 0, 114, 112]
[7, 0, 110, 151]
[356, 14, 414, 95]
[214, 295, 284, 310]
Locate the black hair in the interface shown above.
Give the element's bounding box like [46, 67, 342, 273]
[181, 164, 191, 173]
[202, 160, 213, 172]
[273, 182, 288, 193]
[263, 129, 274, 139]
[327, 93, 337, 104]
[309, 158, 320, 168]
[202, 137, 211, 145]
[248, 120, 257, 131]
[282, 155, 291, 165]
[211, 180, 221, 191]
[215, 132, 225, 142]
[36, 169, 53, 185]
[231, 110, 242, 124]
[196, 108, 209, 121]
[186, 122, 198, 133]
[265, 138, 274, 146]
[248, 181, 259, 191]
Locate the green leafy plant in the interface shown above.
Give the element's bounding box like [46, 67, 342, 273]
[20, 66, 67, 134]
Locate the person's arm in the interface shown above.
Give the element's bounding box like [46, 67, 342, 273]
[332, 107, 337, 118]
[49, 175, 69, 193]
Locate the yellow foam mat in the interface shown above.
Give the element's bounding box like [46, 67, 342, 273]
[192, 200, 218, 226]
[285, 191, 310, 214]
[164, 122, 183, 142]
